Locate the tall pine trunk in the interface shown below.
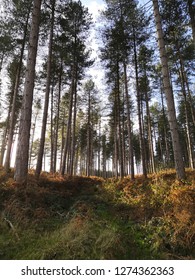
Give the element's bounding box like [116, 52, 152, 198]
[35, 0, 55, 178]
[152, 0, 185, 179]
[133, 32, 147, 178]
[4, 7, 31, 172]
[61, 74, 74, 175]
[53, 64, 62, 173]
[123, 62, 134, 179]
[86, 84, 92, 176]
[14, 0, 42, 184]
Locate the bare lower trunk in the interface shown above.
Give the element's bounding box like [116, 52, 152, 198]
[14, 0, 42, 184]
[123, 62, 134, 179]
[53, 64, 62, 173]
[152, 0, 185, 179]
[61, 75, 74, 175]
[4, 8, 30, 172]
[35, 0, 55, 178]
[133, 32, 147, 178]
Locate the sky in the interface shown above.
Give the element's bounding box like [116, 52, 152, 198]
[81, 0, 105, 17]
[78, 0, 151, 101]
[81, 0, 150, 16]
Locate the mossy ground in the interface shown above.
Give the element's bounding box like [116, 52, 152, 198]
[0, 168, 194, 260]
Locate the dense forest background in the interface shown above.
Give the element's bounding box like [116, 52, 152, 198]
[0, 0, 195, 182]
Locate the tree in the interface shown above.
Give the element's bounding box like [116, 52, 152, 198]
[35, 0, 55, 178]
[4, 0, 32, 172]
[14, 0, 42, 184]
[60, 0, 93, 176]
[152, 0, 185, 179]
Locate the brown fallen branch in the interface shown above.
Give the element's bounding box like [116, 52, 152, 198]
[3, 217, 20, 240]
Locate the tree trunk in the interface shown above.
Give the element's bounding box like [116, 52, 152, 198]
[70, 71, 78, 176]
[0, 102, 12, 166]
[160, 85, 171, 164]
[152, 0, 185, 179]
[35, 0, 55, 178]
[177, 60, 194, 169]
[187, 0, 195, 45]
[114, 91, 118, 178]
[116, 61, 124, 178]
[145, 88, 155, 173]
[123, 62, 134, 179]
[29, 112, 38, 169]
[53, 63, 62, 173]
[50, 81, 55, 173]
[14, 0, 42, 184]
[4, 8, 31, 172]
[61, 74, 74, 175]
[60, 104, 66, 171]
[86, 83, 91, 176]
[133, 31, 147, 178]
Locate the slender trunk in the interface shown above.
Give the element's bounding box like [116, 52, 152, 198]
[86, 84, 91, 176]
[0, 102, 12, 165]
[70, 73, 77, 176]
[50, 81, 55, 173]
[98, 119, 101, 176]
[177, 61, 194, 168]
[152, 0, 185, 179]
[53, 64, 62, 172]
[60, 106, 66, 170]
[35, 0, 55, 178]
[133, 31, 147, 178]
[114, 91, 118, 178]
[116, 61, 124, 178]
[0, 53, 5, 73]
[29, 113, 38, 169]
[4, 4, 31, 173]
[160, 87, 170, 164]
[145, 89, 155, 173]
[123, 63, 134, 179]
[61, 75, 74, 175]
[180, 56, 195, 128]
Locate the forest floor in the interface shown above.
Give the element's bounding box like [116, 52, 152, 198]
[0, 167, 194, 260]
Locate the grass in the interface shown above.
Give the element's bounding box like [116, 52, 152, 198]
[0, 168, 194, 259]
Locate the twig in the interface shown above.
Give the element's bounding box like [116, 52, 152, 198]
[3, 217, 20, 240]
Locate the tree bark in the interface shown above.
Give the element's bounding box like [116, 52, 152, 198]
[61, 74, 74, 175]
[53, 64, 62, 173]
[133, 31, 147, 178]
[152, 0, 185, 179]
[4, 7, 31, 172]
[14, 0, 42, 184]
[35, 0, 55, 178]
[123, 62, 134, 179]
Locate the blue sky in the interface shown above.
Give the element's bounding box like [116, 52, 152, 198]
[81, 0, 150, 19]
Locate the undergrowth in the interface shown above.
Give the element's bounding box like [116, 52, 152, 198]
[0, 168, 194, 259]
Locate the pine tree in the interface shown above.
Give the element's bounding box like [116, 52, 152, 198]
[35, 0, 55, 178]
[14, 0, 42, 184]
[152, 0, 185, 179]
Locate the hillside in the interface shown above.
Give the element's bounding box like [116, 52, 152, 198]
[0, 168, 194, 260]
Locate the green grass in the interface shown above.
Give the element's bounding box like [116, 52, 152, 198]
[0, 169, 194, 259]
